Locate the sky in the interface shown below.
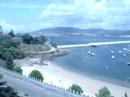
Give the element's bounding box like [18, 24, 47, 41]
[0, 0, 130, 32]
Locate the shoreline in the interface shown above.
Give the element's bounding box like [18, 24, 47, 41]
[68, 67, 129, 88]
[19, 60, 130, 97]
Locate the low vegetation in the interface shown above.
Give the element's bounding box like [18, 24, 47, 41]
[68, 84, 83, 95]
[20, 44, 50, 53]
[124, 92, 128, 97]
[13, 66, 23, 75]
[29, 70, 44, 82]
[95, 87, 114, 97]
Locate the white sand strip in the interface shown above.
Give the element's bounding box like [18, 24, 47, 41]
[21, 61, 130, 97]
[58, 41, 130, 49]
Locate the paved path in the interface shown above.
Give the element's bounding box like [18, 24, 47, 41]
[0, 68, 85, 97]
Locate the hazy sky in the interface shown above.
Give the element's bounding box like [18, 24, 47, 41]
[0, 0, 130, 32]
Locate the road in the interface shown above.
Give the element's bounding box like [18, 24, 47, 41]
[58, 41, 130, 49]
[0, 68, 86, 97]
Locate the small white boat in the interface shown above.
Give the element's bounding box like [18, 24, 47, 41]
[106, 66, 109, 69]
[123, 53, 127, 57]
[123, 48, 127, 51]
[111, 55, 115, 59]
[88, 51, 92, 54]
[91, 52, 95, 56]
[118, 50, 122, 53]
[127, 49, 130, 52]
[110, 50, 114, 54]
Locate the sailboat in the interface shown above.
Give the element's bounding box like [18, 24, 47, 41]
[91, 52, 95, 56]
[111, 55, 115, 59]
[110, 50, 114, 54]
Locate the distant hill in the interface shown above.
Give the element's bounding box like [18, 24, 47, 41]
[31, 27, 85, 34]
[30, 27, 130, 36]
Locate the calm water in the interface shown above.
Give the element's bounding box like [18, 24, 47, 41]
[51, 36, 130, 85]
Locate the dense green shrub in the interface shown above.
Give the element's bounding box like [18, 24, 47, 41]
[69, 84, 83, 95]
[21, 33, 47, 45]
[13, 66, 22, 75]
[95, 87, 114, 97]
[21, 33, 34, 44]
[29, 70, 44, 82]
[2, 52, 14, 70]
[8, 29, 15, 37]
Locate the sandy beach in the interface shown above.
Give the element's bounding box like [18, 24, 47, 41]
[18, 60, 130, 97]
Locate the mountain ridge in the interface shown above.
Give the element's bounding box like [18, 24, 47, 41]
[29, 27, 130, 36]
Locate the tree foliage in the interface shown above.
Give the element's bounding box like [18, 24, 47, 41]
[69, 84, 83, 95]
[29, 70, 44, 81]
[13, 66, 22, 75]
[50, 41, 57, 48]
[0, 74, 3, 80]
[8, 29, 15, 37]
[125, 92, 128, 97]
[21, 33, 47, 45]
[95, 87, 114, 97]
[0, 26, 3, 34]
[22, 33, 34, 44]
[0, 33, 25, 70]
[2, 52, 14, 70]
[37, 35, 47, 44]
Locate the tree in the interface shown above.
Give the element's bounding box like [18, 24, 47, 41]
[29, 70, 44, 82]
[0, 74, 3, 79]
[50, 41, 57, 48]
[68, 84, 83, 95]
[8, 29, 15, 37]
[22, 33, 33, 44]
[95, 87, 114, 97]
[0, 33, 25, 70]
[38, 35, 47, 44]
[3, 52, 14, 70]
[8, 47, 25, 59]
[21, 33, 47, 45]
[125, 92, 128, 97]
[13, 66, 22, 75]
[0, 26, 3, 34]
